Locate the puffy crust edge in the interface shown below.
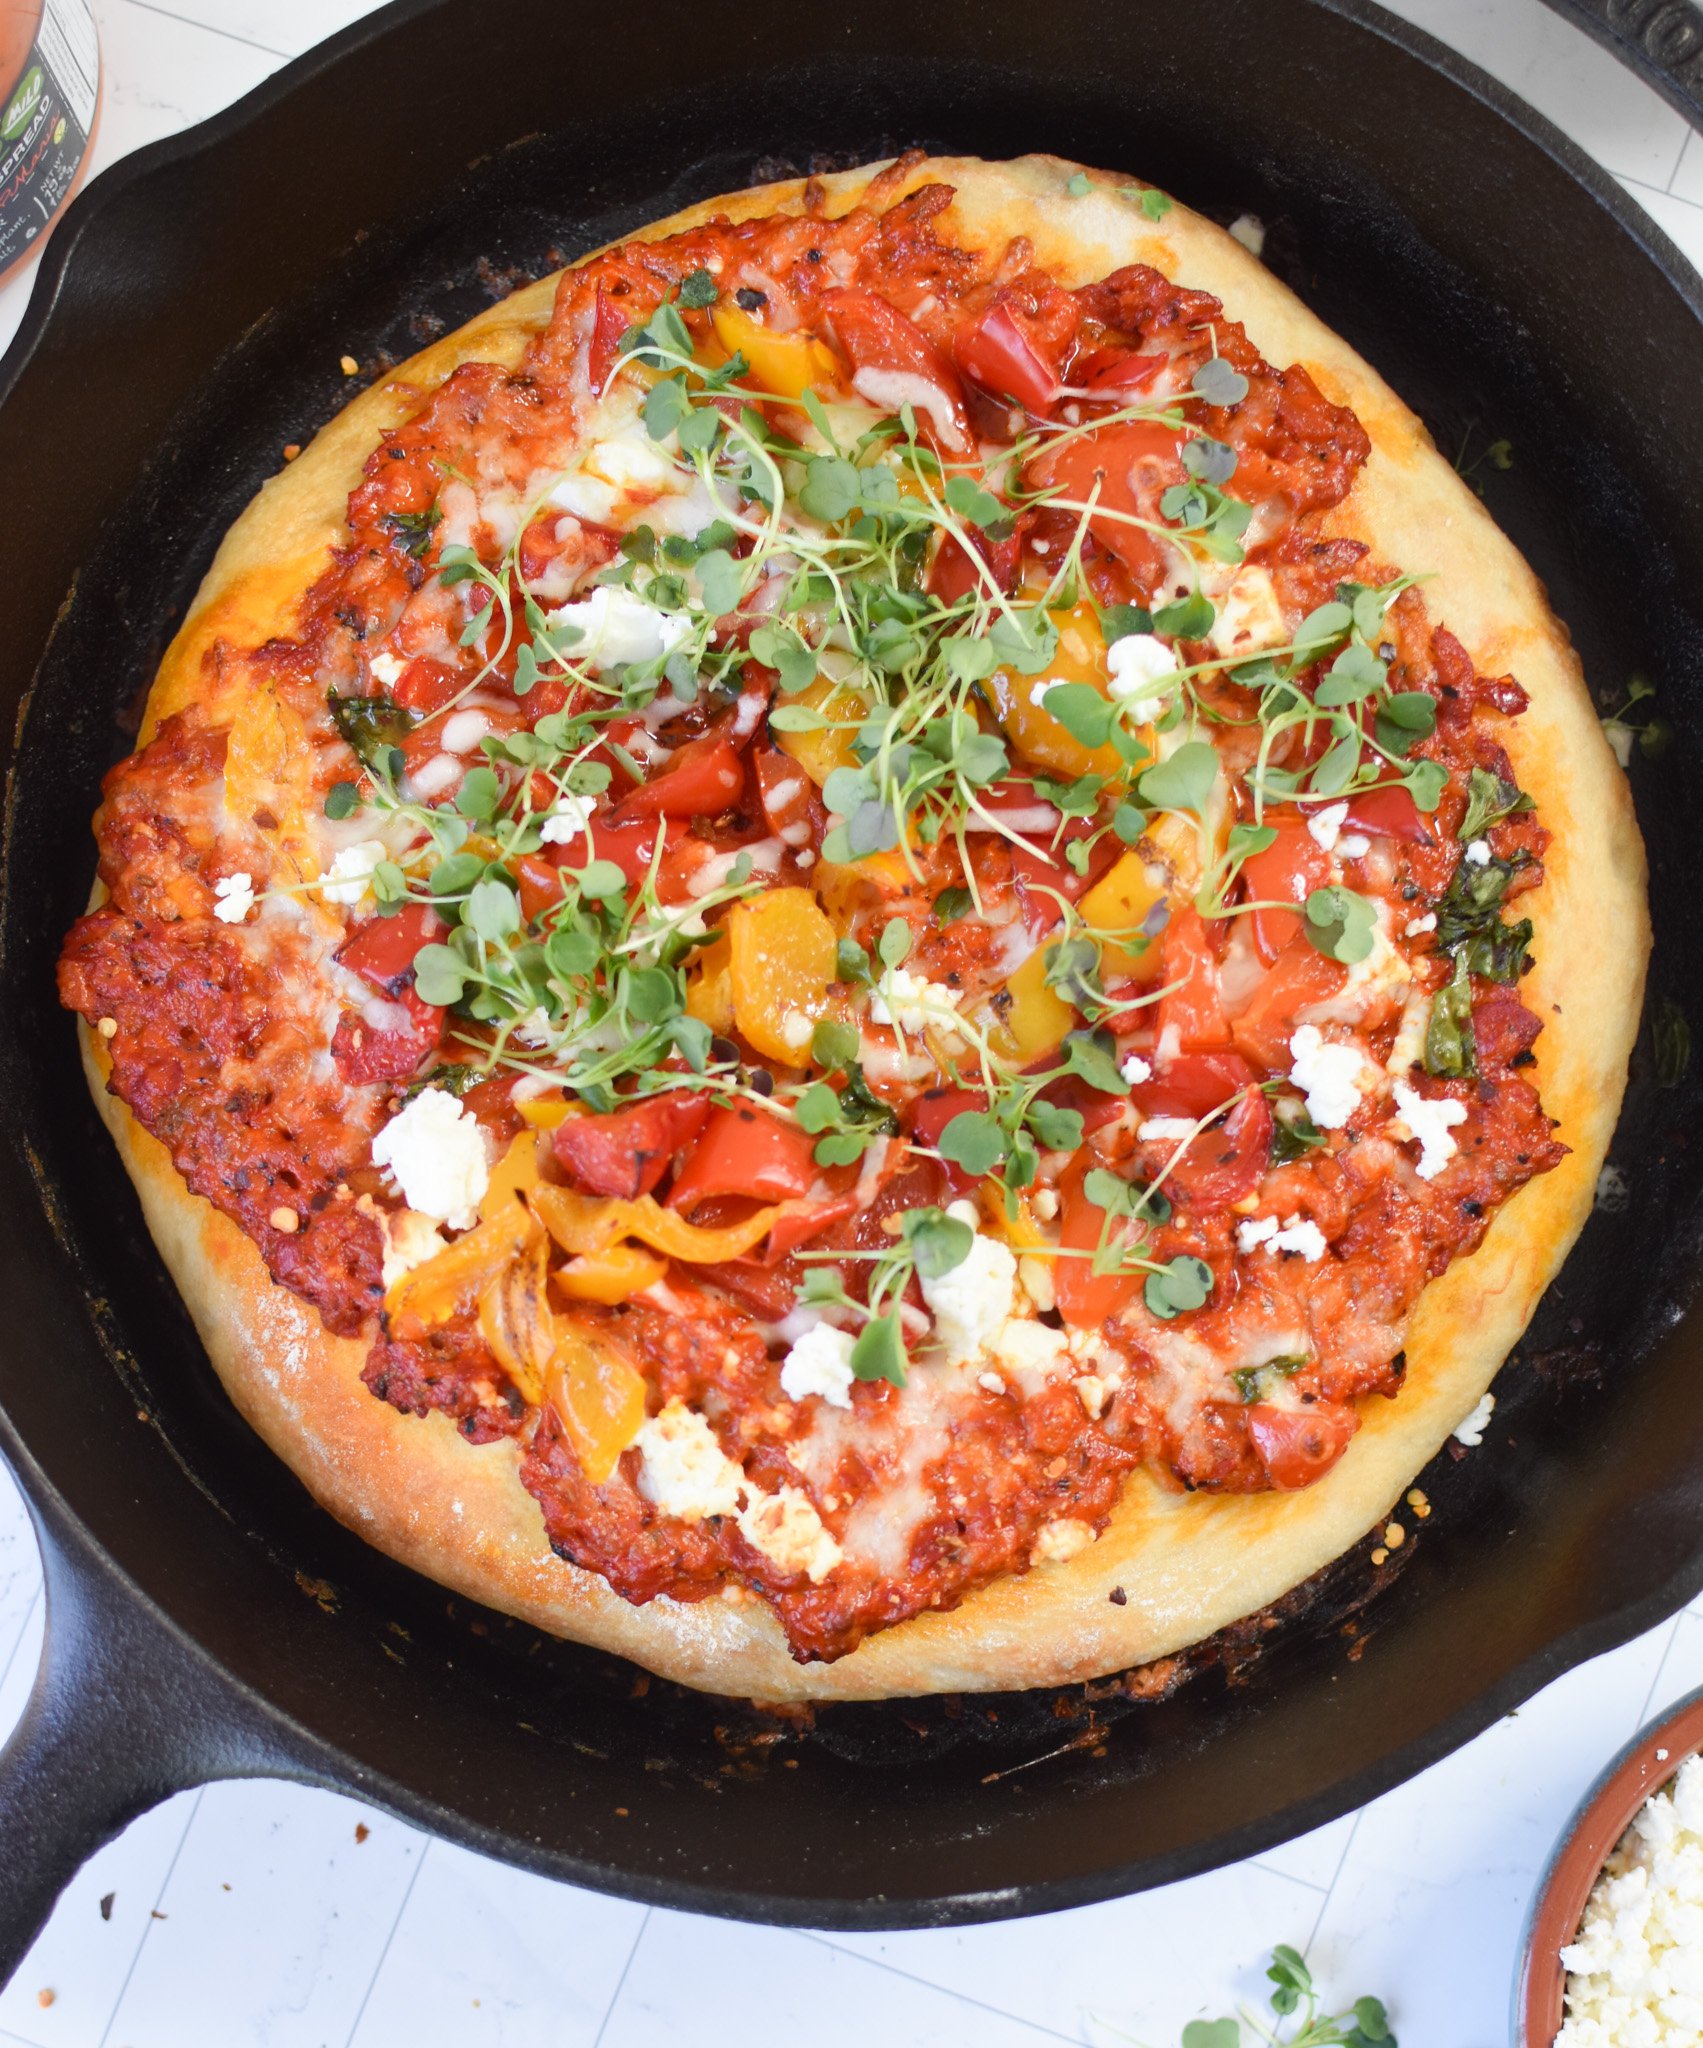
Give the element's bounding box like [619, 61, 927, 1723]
[81, 154, 1649, 1701]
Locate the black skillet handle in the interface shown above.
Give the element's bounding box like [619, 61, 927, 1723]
[0, 1515, 317, 1984]
[1541, 0, 1703, 129]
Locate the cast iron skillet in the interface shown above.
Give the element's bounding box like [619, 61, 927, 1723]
[1, 0, 1701, 1980]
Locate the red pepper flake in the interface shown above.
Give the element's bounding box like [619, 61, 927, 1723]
[354, 1822, 370, 1844]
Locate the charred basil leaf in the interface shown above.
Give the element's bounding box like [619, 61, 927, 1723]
[1270, 1105, 1326, 1164]
[328, 691, 412, 770]
[382, 506, 441, 559]
[1434, 856, 1532, 983]
[1424, 952, 1477, 1079]
[1457, 764, 1534, 843]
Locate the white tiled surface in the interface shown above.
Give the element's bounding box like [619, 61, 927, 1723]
[0, 1, 1699, 2039]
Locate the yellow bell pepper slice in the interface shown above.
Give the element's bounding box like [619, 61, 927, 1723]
[557, 1244, 668, 1305]
[1077, 850, 1168, 982]
[480, 1129, 544, 1219]
[709, 303, 840, 401]
[727, 888, 838, 1064]
[530, 1182, 780, 1264]
[547, 1327, 649, 1486]
[684, 930, 736, 1036]
[773, 672, 865, 788]
[476, 1230, 557, 1405]
[384, 1198, 537, 1337]
[987, 600, 1126, 782]
[515, 1089, 572, 1130]
[989, 946, 1076, 1065]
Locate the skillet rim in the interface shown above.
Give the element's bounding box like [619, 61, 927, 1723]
[0, 0, 1698, 1931]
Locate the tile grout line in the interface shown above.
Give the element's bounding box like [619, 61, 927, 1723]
[1631, 1611, 1690, 1734]
[117, 0, 294, 60]
[590, 1905, 652, 2048]
[0, 1584, 43, 1711]
[798, 1929, 1083, 2045]
[1620, 168, 1703, 215]
[95, 1785, 205, 2048]
[340, 1831, 432, 2048]
[1664, 127, 1694, 194]
[1300, 1808, 1364, 1962]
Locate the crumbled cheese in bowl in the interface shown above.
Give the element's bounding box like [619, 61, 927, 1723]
[1558, 1752, 1703, 2046]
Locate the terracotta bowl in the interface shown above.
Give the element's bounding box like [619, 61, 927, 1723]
[1516, 1680, 1703, 2044]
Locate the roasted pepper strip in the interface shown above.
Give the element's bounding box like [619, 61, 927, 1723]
[384, 1198, 537, 1336]
[530, 1181, 780, 1262]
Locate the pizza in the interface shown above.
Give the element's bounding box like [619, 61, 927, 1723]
[57, 153, 1648, 1702]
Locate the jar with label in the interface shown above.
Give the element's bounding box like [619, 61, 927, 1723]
[0, 0, 99, 287]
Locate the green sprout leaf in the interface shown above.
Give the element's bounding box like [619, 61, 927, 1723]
[1304, 885, 1378, 965]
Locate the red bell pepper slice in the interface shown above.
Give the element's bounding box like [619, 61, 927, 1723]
[1133, 1051, 1258, 1120]
[610, 733, 745, 822]
[1054, 1159, 1142, 1331]
[818, 287, 972, 452]
[1246, 1400, 1358, 1489]
[1241, 819, 1335, 963]
[331, 984, 444, 1086]
[952, 299, 1061, 414]
[1230, 939, 1349, 1073]
[390, 658, 465, 716]
[552, 1091, 712, 1201]
[907, 1086, 990, 1195]
[336, 902, 446, 996]
[1160, 1089, 1274, 1213]
[928, 520, 1024, 607]
[763, 1192, 862, 1261]
[1339, 784, 1434, 845]
[667, 1106, 819, 1212]
[1078, 349, 1169, 396]
[1025, 420, 1185, 591]
[1156, 907, 1230, 1051]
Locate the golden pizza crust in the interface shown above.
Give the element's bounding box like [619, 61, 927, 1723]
[84, 154, 1649, 1700]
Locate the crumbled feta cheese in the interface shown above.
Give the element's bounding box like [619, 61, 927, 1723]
[738, 1485, 842, 1582]
[379, 1207, 448, 1289]
[1228, 212, 1266, 258]
[370, 1086, 490, 1229]
[547, 584, 693, 670]
[1307, 801, 1349, 851]
[1288, 1023, 1372, 1129]
[1029, 677, 1061, 709]
[1454, 1392, 1495, 1447]
[1390, 1080, 1468, 1180]
[634, 1400, 841, 1577]
[1031, 1517, 1096, 1566]
[1404, 912, 1437, 937]
[1269, 1217, 1328, 1262]
[779, 1012, 815, 1052]
[368, 651, 405, 688]
[1105, 632, 1176, 705]
[212, 872, 256, 923]
[1119, 1052, 1153, 1085]
[1557, 1757, 1703, 2048]
[1464, 838, 1492, 866]
[921, 1205, 1017, 1365]
[870, 967, 964, 1037]
[1017, 1253, 1056, 1315]
[1338, 833, 1370, 858]
[1237, 1215, 1280, 1253]
[1138, 1116, 1198, 1143]
[319, 839, 388, 907]
[978, 1371, 1006, 1396]
[779, 1322, 857, 1408]
[634, 1400, 745, 1520]
[540, 792, 597, 847]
